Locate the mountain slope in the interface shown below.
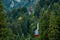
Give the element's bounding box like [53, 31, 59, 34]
[3, 0, 38, 11]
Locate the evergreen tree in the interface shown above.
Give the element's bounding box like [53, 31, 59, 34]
[48, 2, 60, 40]
[54, 2, 60, 40]
[39, 7, 50, 40]
[48, 10, 58, 40]
[0, 0, 15, 40]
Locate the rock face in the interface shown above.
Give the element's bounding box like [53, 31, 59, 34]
[3, 0, 38, 10]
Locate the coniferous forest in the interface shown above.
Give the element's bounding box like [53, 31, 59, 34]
[0, 0, 60, 40]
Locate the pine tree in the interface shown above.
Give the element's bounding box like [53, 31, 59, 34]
[0, 0, 15, 40]
[48, 10, 58, 40]
[48, 2, 60, 40]
[39, 7, 50, 40]
[55, 2, 60, 40]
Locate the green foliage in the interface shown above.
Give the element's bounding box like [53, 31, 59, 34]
[0, 0, 60, 40]
[34, 0, 60, 40]
[48, 10, 58, 40]
[0, 0, 16, 40]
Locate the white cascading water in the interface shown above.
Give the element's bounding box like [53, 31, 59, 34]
[15, 0, 21, 3]
[10, 1, 14, 8]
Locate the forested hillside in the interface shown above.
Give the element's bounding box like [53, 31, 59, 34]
[0, 0, 60, 40]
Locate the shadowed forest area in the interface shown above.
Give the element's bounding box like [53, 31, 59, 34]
[0, 0, 60, 40]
